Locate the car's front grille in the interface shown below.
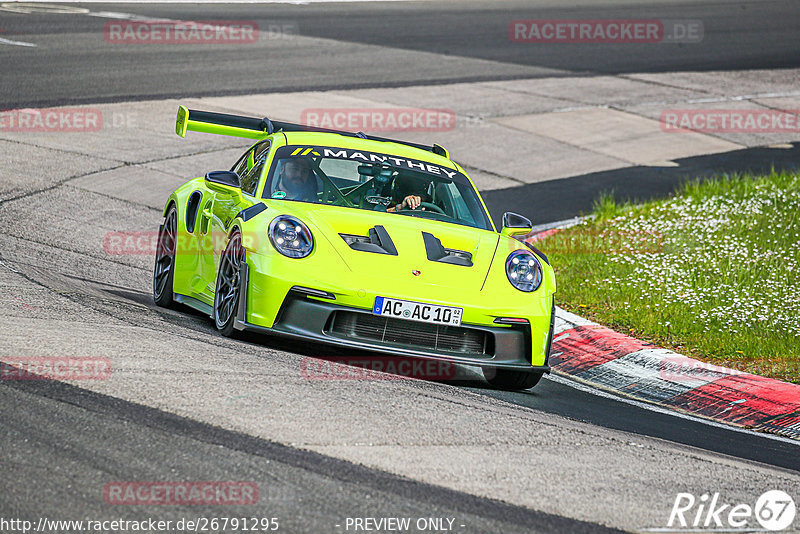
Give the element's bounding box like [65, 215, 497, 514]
[328, 311, 492, 356]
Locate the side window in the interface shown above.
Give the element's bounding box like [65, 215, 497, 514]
[233, 141, 271, 196]
[231, 148, 250, 178]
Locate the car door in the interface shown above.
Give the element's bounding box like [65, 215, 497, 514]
[202, 140, 272, 296]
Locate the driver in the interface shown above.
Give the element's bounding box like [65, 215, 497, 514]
[386, 174, 432, 213]
[276, 158, 318, 202]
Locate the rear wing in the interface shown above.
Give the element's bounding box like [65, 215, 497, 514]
[175, 105, 450, 158]
[176, 106, 270, 140]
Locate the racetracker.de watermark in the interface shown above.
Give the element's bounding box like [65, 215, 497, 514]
[301, 108, 457, 133]
[510, 19, 703, 43]
[104, 482, 259, 505]
[0, 108, 101, 132]
[301, 356, 458, 381]
[0, 108, 137, 132]
[103, 230, 266, 256]
[659, 355, 799, 383]
[661, 109, 800, 133]
[536, 229, 664, 254]
[104, 20, 260, 44]
[0, 357, 111, 381]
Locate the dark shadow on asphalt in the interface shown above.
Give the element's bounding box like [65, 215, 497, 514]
[235, 330, 493, 389]
[117, 288, 800, 470]
[482, 142, 800, 227]
[0, 372, 622, 534]
[470, 377, 800, 472]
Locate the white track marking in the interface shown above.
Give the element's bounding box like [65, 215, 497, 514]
[529, 216, 585, 235]
[4, 0, 411, 3]
[86, 10, 178, 21]
[0, 2, 88, 13]
[0, 37, 37, 46]
[582, 348, 722, 399]
[545, 373, 800, 447]
[554, 306, 595, 334]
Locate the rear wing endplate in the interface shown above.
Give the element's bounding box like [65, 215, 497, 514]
[176, 106, 272, 140]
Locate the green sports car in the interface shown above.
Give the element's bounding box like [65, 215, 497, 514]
[154, 106, 556, 390]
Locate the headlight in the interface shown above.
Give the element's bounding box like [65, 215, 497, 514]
[505, 250, 542, 292]
[268, 215, 314, 258]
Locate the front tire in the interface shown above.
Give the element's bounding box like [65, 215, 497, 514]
[213, 231, 245, 338]
[153, 206, 177, 308]
[484, 368, 543, 390]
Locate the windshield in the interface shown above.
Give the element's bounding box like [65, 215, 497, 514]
[262, 145, 493, 230]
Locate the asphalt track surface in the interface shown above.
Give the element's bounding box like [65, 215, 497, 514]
[2, 0, 800, 108]
[0, 378, 617, 534]
[2, 1, 800, 532]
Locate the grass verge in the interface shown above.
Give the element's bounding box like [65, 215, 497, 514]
[538, 170, 800, 383]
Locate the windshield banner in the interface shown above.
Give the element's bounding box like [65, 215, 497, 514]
[280, 145, 461, 180]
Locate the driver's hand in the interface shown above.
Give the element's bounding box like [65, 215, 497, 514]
[400, 195, 422, 210]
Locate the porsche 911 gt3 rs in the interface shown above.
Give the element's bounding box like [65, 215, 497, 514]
[154, 106, 556, 390]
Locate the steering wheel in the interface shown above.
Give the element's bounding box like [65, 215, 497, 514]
[365, 195, 392, 207]
[399, 201, 445, 214]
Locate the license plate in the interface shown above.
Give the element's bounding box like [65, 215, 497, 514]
[373, 296, 462, 326]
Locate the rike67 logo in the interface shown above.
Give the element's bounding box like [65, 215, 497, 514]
[664, 490, 796, 532]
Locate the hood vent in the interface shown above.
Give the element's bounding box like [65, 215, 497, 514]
[422, 232, 473, 267]
[339, 225, 398, 256]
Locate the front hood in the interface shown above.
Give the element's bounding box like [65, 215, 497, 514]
[284, 204, 500, 293]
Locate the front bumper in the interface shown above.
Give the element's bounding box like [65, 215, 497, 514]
[234, 262, 549, 372]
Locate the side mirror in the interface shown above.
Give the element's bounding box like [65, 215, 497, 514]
[500, 211, 533, 238]
[205, 171, 242, 199]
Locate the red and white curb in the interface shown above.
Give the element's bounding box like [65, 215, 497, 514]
[525, 222, 800, 440]
[549, 307, 800, 440]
